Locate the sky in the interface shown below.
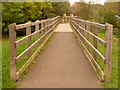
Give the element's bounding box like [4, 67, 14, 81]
[69, 0, 105, 6]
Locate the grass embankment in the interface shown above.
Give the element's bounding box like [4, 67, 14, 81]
[98, 33, 118, 88]
[2, 32, 118, 88]
[2, 35, 42, 88]
[88, 31, 118, 88]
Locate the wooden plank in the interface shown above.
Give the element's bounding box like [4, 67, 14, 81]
[16, 19, 59, 79]
[9, 23, 17, 81]
[41, 20, 45, 43]
[93, 27, 98, 61]
[71, 22, 106, 62]
[82, 22, 86, 45]
[16, 21, 59, 62]
[26, 21, 32, 59]
[16, 20, 41, 30]
[73, 18, 105, 29]
[16, 26, 56, 79]
[35, 20, 40, 49]
[47, 20, 49, 31]
[45, 21, 47, 32]
[15, 29, 42, 46]
[71, 19, 106, 46]
[84, 44, 105, 81]
[72, 24, 105, 81]
[78, 35, 104, 80]
[104, 23, 113, 82]
[86, 24, 90, 50]
[16, 23, 26, 30]
[15, 17, 60, 30]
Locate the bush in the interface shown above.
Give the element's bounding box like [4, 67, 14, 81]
[94, 7, 118, 28]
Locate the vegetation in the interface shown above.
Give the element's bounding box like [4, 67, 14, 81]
[76, 2, 93, 20]
[76, 2, 118, 28]
[2, 1, 119, 88]
[2, 2, 70, 88]
[76, 2, 118, 88]
[98, 33, 118, 88]
[2, 2, 70, 35]
[2, 36, 37, 88]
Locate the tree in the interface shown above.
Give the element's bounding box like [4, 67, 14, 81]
[2, 2, 25, 34]
[94, 6, 118, 28]
[2, 2, 70, 35]
[51, 2, 70, 16]
[76, 2, 93, 20]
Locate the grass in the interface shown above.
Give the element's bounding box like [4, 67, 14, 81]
[2, 31, 118, 88]
[2, 37, 17, 88]
[98, 33, 118, 88]
[87, 30, 118, 88]
[2, 33, 43, 88]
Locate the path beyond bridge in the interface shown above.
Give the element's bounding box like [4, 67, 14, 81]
[19, 23, 101, 88]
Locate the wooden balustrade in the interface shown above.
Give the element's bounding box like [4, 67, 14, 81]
[9, 16, 60, 80]
[70, 17, 113, 82]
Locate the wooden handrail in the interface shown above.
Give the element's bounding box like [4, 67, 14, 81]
[70, 17, 112, 82]
[70, 19, 106, 46]
[71, 17, 106, 29]
[15, 19, 59, 46]
[71, 21, 105, 61]
[9, 16, 60, 81]
[16, 20, 59, 62]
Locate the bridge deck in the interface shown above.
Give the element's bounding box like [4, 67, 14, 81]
[19, 23, 101, 88]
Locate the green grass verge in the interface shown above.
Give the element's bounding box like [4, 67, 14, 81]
[98, 33, 118, 88]
[2, 31, 118, 88]
[2, 33, 44, 88]
[87, 31, 118, 88]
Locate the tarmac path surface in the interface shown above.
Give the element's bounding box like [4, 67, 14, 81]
[19, 24, 101, 88]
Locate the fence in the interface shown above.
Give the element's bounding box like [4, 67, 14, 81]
[70, 17, 113, 82]
[9, 16, 60, 81]
[60, 16, 70, 23]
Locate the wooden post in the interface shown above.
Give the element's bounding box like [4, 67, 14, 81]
[82, 22, 85, 45]
[9, 23, 17, 80]
[58, 17, 60, 24]
[104, 23, 113, 82]
[45, 21, 47, 33]
[47, 20, 49, 31]
[41, 20, 45, 43]
[86, 24, 90, 51]
[35, 20, 39, 49]
[78, 20, 83, 42]
[41, 20, 44, 35]
[93, 27, 98, 61]
[26, 21, 32, 59]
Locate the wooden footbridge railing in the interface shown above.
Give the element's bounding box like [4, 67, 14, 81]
[9, 16, 112, 82]
[70, 17, 113, 82]
[9, 16, 60, 80]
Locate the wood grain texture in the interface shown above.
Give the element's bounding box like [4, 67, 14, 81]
[104, 23, 113, 82]
[26, 21, 32, 59]
[71, 20, 105, 62]
[93, 27, 98, 61]
[35, 20, 40, 49]
[9, 23, 17, 80]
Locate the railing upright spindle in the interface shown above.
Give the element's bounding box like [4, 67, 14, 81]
[35, 20, 40, 49]
[93, 27, 98, 61]
[26, 21, 32, 59]
[86, 24, 90, 51]
[45, 21, 47, 32]
[9, 23, 17, 80]
[82, 22, 85, 45]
